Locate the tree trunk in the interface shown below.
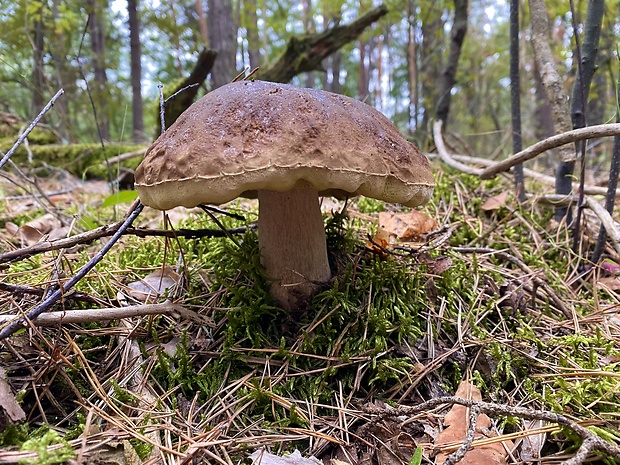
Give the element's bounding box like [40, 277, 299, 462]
[554, 0, 604, 222]
[358, 38, 368, 100]
[244, 0, 260, 69]
[195, 0, 209, 46]
[435, 0, 468, 125]
[418, 4, 443, 145]
[406, 0, 418, 136]
[87, 0, 110, 141]
[510, 0, 525, 201]
[302, 0, 315, 87]
[208, 0, 237, 88]
[31, 2, 46, 115]
[528, 0, 574, 222]
[127, 0, 145, 142]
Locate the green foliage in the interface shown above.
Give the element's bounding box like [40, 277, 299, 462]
[18, 430, 75, 465]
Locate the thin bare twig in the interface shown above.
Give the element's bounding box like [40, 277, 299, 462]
[0, 89, 65, 171]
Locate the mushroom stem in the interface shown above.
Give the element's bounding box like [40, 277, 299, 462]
[258, 188, 332, 311]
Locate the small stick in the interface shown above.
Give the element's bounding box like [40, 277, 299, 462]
[0, 89, 65, 171]
[480, 123, 620, 180]
[0, 200, 144, 340]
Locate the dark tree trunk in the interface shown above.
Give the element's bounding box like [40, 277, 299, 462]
[418, 4, 443, 145]
[127, 0, 145, 142]
[406, 0, 418, 136]
[208, 0, 237, 88]
[510, 0, 525, 201]
[435, 0, 468, 124]
[555, 0, 604, 222]
[592, 72, 620, 262]
[87, 0, 110, 141]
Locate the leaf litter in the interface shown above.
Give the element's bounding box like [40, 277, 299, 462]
[0, 164, 619, 464]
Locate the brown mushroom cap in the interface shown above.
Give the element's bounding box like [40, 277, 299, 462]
[135, 80, 434, 210]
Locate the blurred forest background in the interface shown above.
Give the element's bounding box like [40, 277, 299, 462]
[2, 0, 618, 161]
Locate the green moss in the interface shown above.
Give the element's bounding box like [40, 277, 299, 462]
[0, 143, 146, 179]
[18, 430, 75, 465]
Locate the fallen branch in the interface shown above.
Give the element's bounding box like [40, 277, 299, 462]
[257, 5, 388, 83]
[0, 223, 251, 265]
[433, 120, 484, 176]
[480, 123, 620, 179]
[0, 301, 210, 327]
[426, 152, 613, 196]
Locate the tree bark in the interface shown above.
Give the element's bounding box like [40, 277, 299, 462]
[208, 0, 237, 88]
[406, 0, 418, 136]
[156, 49, 218, 135]
[510, 0, 525, 201]
[528, 0, 574, 222]
[31, 2, 46, 115]
[87, 0, 110, 141]
[195, 0, 209, 46]
[257, 4, 387, 84]
[554, 0, 604, 222]
[244, 0, 260, 69]
[418, 3, 443, 145]
[435, 0, 468, 125]
[128, 0, 145, 142]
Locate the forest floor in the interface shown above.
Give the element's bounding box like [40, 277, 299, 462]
[0, 154, 620, 465]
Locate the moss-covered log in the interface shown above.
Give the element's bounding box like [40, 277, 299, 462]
[0, 142, 146, 179]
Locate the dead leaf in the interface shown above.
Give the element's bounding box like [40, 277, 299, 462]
[5, 213, 63, 246]
[434, 380, 513, 465]
[480, 192, 508, 211]
[249, 449, 322, 465]
[127, 266, 180, 302]
[378, 211, 438, 242]
[366, 226, 391, 253]
[0, 367, 25, 425]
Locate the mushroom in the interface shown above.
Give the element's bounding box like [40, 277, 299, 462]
[135, 80, 434, 311]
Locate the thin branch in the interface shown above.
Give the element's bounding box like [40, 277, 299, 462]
[0, 224, 251, 265]
[479, 123, 620, 180]
[0, 89, 65, 171]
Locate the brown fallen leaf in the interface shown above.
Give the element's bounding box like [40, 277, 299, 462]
[434, 380, 513, 465]
[0, 367, 25, 428]
[378, 210, 437, 242]
[480, 191, 509, 211]
[5, 213, 63, 246]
